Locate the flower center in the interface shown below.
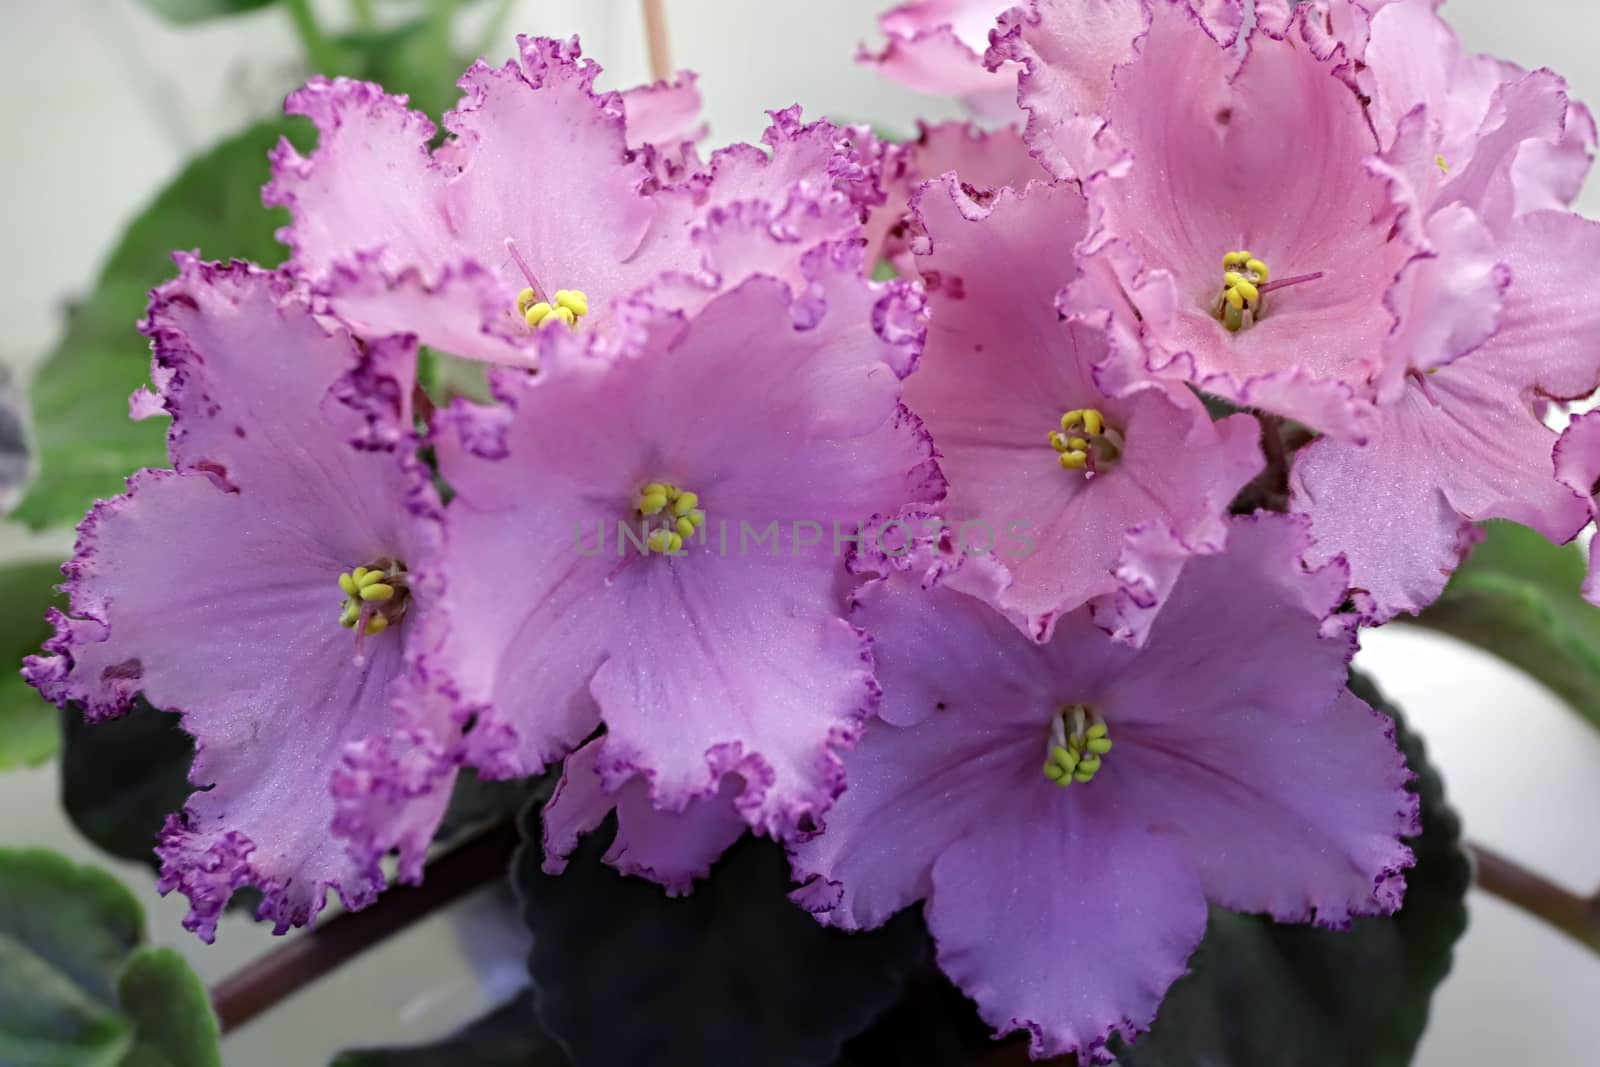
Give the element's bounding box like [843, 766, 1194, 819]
[1213, 250, 1326, 332]
[505, 237, 588, 331]
[635, 482, 707, 555]
[1042, 704, 1113, 787]
[335, 558, 411, 664]
[1049, 408, 1124, 476]
[516, 286, 589, 330]
[1215, 250, 1270, 332]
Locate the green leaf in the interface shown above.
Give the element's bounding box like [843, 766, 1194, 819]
[60, 701, 195, 869]
[0, 850, 146, 1066]
[514, 812, 930, 1067]
[115, 949, 222, 1067]
[1112, 671, 1470, 1067]
[330, 993, 569, 1066]
[0, 560, 66, 770]
[135, 0, 277, 23]
[13, 117, 310, 531]
[1407, 519, 1600, 731]
[333, 17, 462, 120]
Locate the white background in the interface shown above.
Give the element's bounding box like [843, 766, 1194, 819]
[1, 1, 1597, 1064]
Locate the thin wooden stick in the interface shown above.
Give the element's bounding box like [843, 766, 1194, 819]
[642, 0, 673, 82]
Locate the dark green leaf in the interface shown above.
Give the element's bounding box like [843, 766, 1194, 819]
[135, 0, 277, 23]
[60, 700, 195, 869]
[0, 849, 146, 1066]
[1112, 671, 1470, 1067]
[330, 993, 568, 1066]
[434, 769, 549, 850]
[514, 812, 930, 1067]
[1408, 519, 1600, 731]
[13, 117, 311, 530]
[114, 948, 222, 1067]
[0, 560, 66, 770]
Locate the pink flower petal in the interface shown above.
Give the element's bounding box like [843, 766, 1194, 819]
[907, 176, 1261, 641]
[27, 263, 448, 941]
[543, 739, 746, 893]
[620, 71, 705, 150]
[1554, 412, 1600, 606]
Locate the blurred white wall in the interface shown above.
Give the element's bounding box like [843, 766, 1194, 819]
[0, 2, 1597, 1065]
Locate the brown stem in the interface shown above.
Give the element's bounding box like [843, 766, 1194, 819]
[211, 823, 519, 1033]
[642, 0, 673, 82]
[1469, 842, 1600, 956]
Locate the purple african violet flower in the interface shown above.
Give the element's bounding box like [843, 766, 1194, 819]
[904, 175, 1262, 642]
[267, 36, 877, 367]
[1285, 0, 1600, 620]
[790, 513, 1417, 1061]
[420, 222, 942, 858]
[24, 260, 458, 941]
[863, 0, 1021, 117]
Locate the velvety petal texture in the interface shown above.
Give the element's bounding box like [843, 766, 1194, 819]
[793, 514, 1414, 1060]
[25, 260, 452, 941]
[1067, 2, 1412, 438]
[425, 232, 942, 858]
[267, 37, 875, 366]
[1294, 210, 1600, 621]
[906, 175, 1261, 642]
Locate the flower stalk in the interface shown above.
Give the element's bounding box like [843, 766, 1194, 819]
[1469, 843, 1600, 957]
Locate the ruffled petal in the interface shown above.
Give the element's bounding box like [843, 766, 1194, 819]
[28, 265, 444, 941]
[991, 0, 1153, 181]
[928, 796, 1207, 1062]
[1110, 688, 1417, 924]
[863, 0, 1018, 101]
[543, 739, 746, 893]
[1084, 3, 1401, 437]
[431, 249, 939, 848]
[1296, 209, 1600, 620]
[266, 78, 452, 276]
[619, 71, 705, 150]
[1554, 412, 1600, 606]
[907, 177, 1261, 641]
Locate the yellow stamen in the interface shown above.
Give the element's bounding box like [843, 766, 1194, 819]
[1049, 408, 1122, 475]
[334, 560, 410, 647]
[1435, 154, 1450, 174]
[517, 286, 590, 331]
[1216, 250, 1270, 332]
[1043, 704, 1113, 787]
[637, 483, 707, 555]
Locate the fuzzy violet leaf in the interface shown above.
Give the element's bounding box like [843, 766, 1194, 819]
[12, 117, 309, 531]
[58, 700, 193, 868]
[0, 848, 221, 1067]
[1112, 671, 1469, 1066]
[514, 807, 929, 1067]
[1406, 519, 1600, 732]
[330, 993, 568, 1067]
[0, 560, 66, 771]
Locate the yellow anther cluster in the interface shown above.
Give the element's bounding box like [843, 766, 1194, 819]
[1048, 409, 1121, 472]
[637, 483, 707, 554]
[337, 565, 404, 635]
[1435, 154, 1450, 174]
[517, 287, 589, 330]
[1217, 250, 1270, 333]
[1043, 705, 1114, 787]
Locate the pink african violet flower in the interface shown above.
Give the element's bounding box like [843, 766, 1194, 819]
[905, 175, 1261, 642]
[1555, 412, 1600, 606]
[267, 36, 877, 367]
[790, 514, 1417, 1061]
[1030, 0, 1437, 439]
[24, 260, 457, 941]
[863, 0, 1020, 117]
[422, 224, 942, 856]
[1286, 0, 1600, 620]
